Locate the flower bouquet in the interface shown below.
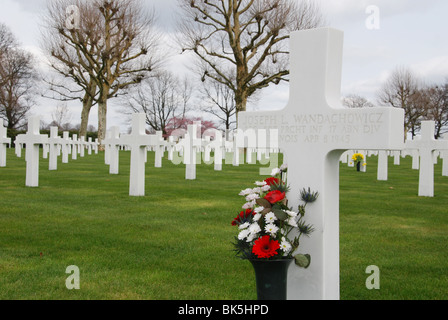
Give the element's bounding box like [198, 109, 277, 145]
[231, 165, 318, 268]
[351, 153, 366, 171]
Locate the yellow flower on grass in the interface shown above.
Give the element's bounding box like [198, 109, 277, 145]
[352, 153, 364, 162]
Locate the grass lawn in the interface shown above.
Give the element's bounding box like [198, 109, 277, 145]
[0, 150, 447, 300]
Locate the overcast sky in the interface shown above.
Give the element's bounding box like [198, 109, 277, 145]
[1, 0, 447, 131]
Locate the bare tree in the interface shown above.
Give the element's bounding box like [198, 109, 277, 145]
[199, 79, 236, 130]
[377, 66, 423, 139]
[421, 82, 448, 139]
[51, 102, 73, 130]
[0, 23, 16, 55]
[42, 0, 161, 145]
[42, 0, 105, 137]
[41, 39, 99, 137]
[123, 71, 193, 135]
[342, 94, 374, 109]
[0, 24, 37, 130]
[177, 0, 325, 122]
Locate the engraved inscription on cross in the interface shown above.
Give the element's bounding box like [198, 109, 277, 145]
[238, 28, 404, 300]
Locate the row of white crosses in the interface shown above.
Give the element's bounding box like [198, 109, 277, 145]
[339, 121, 448, 197]
[102, 115, 209, 195]
[4, 114, 446, 201]
[404, 121, 448, 197]
[102, 117, 178, 196]
[102, 115, 277, 196]
[5, 116, 99, 187]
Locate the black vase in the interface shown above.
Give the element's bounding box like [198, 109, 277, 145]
[356, 161, 361, 171]
[250, 259, 293, 300]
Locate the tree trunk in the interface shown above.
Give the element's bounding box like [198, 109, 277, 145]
[97, 99, 108, 151]
[79, 95, 93, 138]
[235, 90, 248, 128]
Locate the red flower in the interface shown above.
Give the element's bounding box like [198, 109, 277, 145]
[252, 235, 280, 258]
[264, 177, 280, 186]
[231, 209, 255, 226]
[264, 190, 285, 204]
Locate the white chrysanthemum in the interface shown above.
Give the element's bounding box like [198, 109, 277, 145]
[265, 223, 279, 236]
[280, 163, 288, 171]
[265, 212, 277, 223]
[239, 222, 250, 230]
[238, 188, 253, 196]
[245, 193, 260, 202]
[255, 181, 267, 186]
[261, 184, 271, 192]
[249, 222, 261, 235]
[254, 206, 264, 213]
[286, 210, 298, 218]
[246, 232, 257, 242]
[271, 168, 281, 176]
[280, 237, 292, 253]
[252, 187, 261, 194]
[238, 229, 250, 240]
[287, 217, 298, 227]
[253, 213, 262, 222]
[242, 200, 256, 209]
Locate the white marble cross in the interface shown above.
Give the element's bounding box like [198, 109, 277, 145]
[119, 113, 155, 196]
[377, 150, 388, 181]
[104, 130, 112, 165]
[237, 28, 404, 300]
[441, 134, 448, 177]
[392, 150, 401, 165]
[94, 138, 99, 154]
[87, 137, 93, 155]
[0, 124, 11, 167]
[405, 138, 421, 170]
[61, 132, 71, 164]
[153, 131, 166, 168]
[202, 135, 212, 163]
[79, 136, 86, 157]
[103, 126, 121, 174]
[166, 136, 176, 161]
[405, 121, 448, 197]
[205, 129, 223, 171]
[15, 116, 49, 187]
[71, 134, 79, 160]
[48, 127, 61, 170]
[233, 129, 258, 167]
[184, 123, 202, 180]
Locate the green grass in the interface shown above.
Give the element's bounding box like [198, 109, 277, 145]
[0, 151, 447, 300]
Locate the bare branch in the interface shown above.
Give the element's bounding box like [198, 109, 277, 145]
[177, 0, 325, 119]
